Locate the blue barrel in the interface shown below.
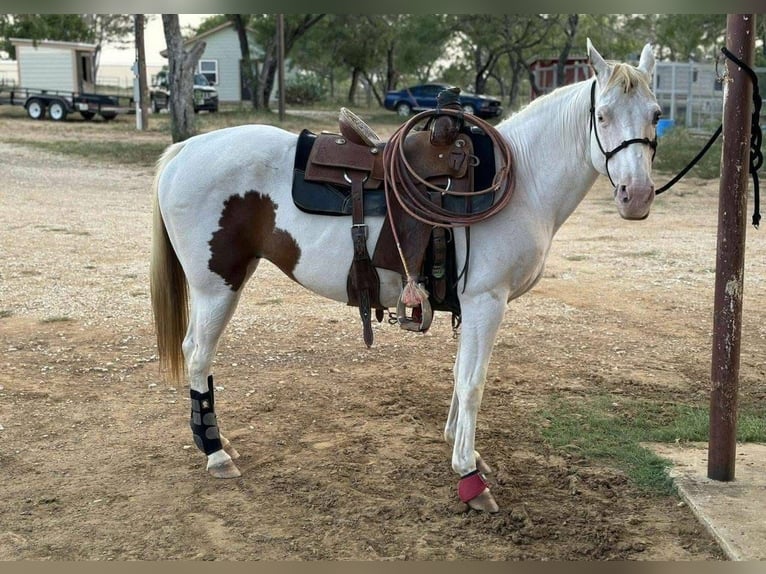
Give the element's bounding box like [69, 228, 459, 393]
[657, 118, 675, 137]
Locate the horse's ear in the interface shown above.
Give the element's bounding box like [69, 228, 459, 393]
[587, 38, 610, 84]
[637, 43, 655, 78]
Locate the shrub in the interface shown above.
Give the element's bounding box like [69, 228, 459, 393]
[653, 125, 723, 180]
[284, 74, 324, 105]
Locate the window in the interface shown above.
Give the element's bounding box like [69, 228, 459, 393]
[198, 60, 218, 85]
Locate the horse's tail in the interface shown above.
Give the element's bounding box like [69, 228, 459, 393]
[150, 142, 188, 383]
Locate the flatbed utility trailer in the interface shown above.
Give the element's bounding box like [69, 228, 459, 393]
[0, 86, 134, 121]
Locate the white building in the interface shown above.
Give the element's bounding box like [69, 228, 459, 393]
[162, 21, 261, 103]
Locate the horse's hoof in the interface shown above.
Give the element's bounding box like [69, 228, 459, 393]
[476, 454, 492, 475]
[207, 459, 241, 479]
[468, 488, 499, 513]
[221, 436, 240, 460]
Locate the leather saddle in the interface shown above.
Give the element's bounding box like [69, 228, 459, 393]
[291, 106, 498, 346]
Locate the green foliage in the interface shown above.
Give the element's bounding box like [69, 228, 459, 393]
[540, 396, 676, 493]
[653, 14, 726, 61]
[284, 73, 324, 105]
[540, 395, 766, 494]
[1, 14, 93, 57]
[5, 137, 168, 166]
[653, 126, 723, 180]
[195, 14, 230, 37]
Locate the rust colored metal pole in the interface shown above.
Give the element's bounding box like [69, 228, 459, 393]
[708, 14, 756, 481]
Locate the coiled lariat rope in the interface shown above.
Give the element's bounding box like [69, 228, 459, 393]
[383, 108, 515, 229]
[382, 108, 515, 287]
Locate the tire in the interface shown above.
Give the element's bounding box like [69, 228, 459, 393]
[49, 100, 68, 121]
[26, 99, 45, 120]
[80, 111, 96, 121]
[462, 104, 476, 115]
[100, 112, 117, 121]
[152, 100, 162, 114]
[396, 102, 412, 117]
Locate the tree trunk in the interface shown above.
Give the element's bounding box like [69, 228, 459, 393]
[256, 14, 325, 112]
[347, 67, 360, 104]
[258, 45, 278, 110]
[231, 14, 259, 110]
[386, 45, 397, 91]
[508, 57, 527, 110]
[555, 14, 579, 88]
[162, 14, 205, 142]
[134, 14, 149, 130]
[362, 71, 383, 106]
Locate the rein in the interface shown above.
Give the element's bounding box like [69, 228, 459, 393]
[654, 47, 763, 227]
[589, 80, 657, 188]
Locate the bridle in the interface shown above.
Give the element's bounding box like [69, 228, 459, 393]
[589, 80, 657, 188]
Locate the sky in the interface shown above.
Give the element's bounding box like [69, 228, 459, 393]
[100, 14, 213, 67]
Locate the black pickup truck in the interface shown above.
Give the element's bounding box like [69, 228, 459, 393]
[149, 72, 219, 114]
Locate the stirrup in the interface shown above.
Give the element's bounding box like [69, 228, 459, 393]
[396, 294, 433, 332]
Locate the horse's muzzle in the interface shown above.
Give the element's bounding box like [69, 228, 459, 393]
[614, 183, 654, 220]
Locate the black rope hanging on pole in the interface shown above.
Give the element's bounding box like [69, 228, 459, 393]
[655, 46, 763, 228]
[720, 46, 763, 227]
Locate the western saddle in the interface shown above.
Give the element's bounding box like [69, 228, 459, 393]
[292, 88, 514, 346]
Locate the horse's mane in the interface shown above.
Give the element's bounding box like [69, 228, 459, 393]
[605, 63, 652, 94]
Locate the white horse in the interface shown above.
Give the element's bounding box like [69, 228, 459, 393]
[150, 40, 661, 512]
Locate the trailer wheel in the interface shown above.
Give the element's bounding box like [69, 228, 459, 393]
[100, 112, 117, 121]
[26, 99, 45, 120]
[80, 111, 96, 121]
[48, 101, 68, 121]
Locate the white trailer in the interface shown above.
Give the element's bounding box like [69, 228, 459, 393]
[0, 38, 133, 121]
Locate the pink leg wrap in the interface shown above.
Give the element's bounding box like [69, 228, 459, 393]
[458, 471, 489, 503]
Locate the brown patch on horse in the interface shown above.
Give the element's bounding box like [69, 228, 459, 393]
[208, 191, 301, 291]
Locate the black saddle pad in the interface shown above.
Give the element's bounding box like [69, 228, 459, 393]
[291, 127, 497, 217]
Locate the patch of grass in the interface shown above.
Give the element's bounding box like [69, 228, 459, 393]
[0, 310, 12, 318]
[6, 138, 168, 167]
[36, 225, 90, 236]
[539, 395, 766, 494]
[41, 316, 73, 324]
[256, 298, 283, 306]
[564, 254, 588, 262]
[624, 249, 659, 259]
[653, 126, 723, 180]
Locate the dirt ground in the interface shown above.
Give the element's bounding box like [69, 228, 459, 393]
[2, 113, 764, 560]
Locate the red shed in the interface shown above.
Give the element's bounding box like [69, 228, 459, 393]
[528, 56, 592, 100]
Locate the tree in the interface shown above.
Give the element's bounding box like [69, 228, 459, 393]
[214, 14, 323, 110]
[652, 14, 727, 61]
[134, 14, 149, 130]
[0, 14, 91, 58]
[554, 14, 579, 87]
[372, 15, 452, 95]
[288, 15, 451, 107]
[455, 14, 557, 105]
[256, 14, 324, 110]
[83, 14, 134, 78]
[162, 14, 205, 142]
[228, 14, 258, 109]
